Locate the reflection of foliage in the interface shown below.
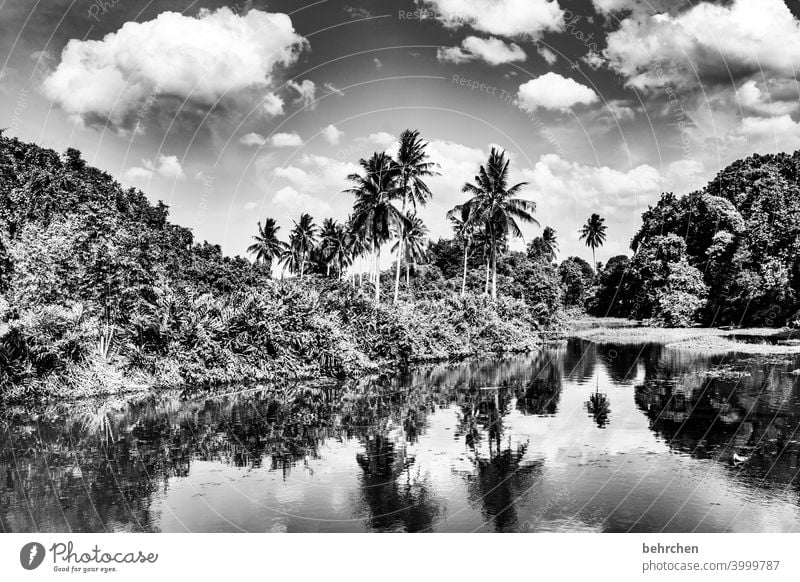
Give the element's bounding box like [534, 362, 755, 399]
[587, 391, 610, 428]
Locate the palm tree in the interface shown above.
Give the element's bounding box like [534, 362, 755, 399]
[448, 204, 478, 296]
[391, 130, 439, 304]
[247, 218, 287, 276]
[345, 214, 368, 287]
[319, 218, 350, 278]
[579, 213, 607, 272]
[457, 148, 538, 299]
[391, 212, 428, 291]
[344, 152, 407, 304]
[541, 226, 558, 262]
[287, 213, 318, 278]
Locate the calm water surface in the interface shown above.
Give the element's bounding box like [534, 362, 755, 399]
[3, 339, 800, 533]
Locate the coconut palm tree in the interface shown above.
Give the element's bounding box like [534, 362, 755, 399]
[247, 218, 287, 276]
[287, 213, 318, 278]
[457, 148, 538, 299]
[391, 212, 428, 291]
[391, 130, 439, 304]
[319, 218, 350, 278]
[345, 214, 368, 287]
[541, 226, 559, 262]
[344, 152, 407, 303]
[448, 204, 479, 296]
[579, 213, 607, 272]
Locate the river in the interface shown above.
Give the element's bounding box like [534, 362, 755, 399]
[2, 338, 800, 532]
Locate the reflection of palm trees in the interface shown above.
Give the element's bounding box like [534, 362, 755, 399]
[587, 390, 610, 428]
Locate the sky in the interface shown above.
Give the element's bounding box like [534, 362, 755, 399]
[2, 0, 800, 267]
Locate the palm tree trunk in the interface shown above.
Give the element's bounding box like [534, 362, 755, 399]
[406, 262, 410, 286]
[393, 236, 403, 304]
[484, 256, 490, 295]
[461, 242, 469, 296]
[592, 248, 596, 273]
[491, 242, 498, 300]
[374, 245, 381, 304]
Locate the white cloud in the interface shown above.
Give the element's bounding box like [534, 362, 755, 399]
[603, 0, 800, 91]
[124, 154, 186, 182]
[367, 131, 397, 148]
[271, 186, 333, 216]
[272, 154, 359, 201]
[262, 93, 285, 117]
[725, 115, 800, 153]
[323, 82, 345, 97]
[536, 45, 557, 65]
[42, 8, 306, 130]
[270, 132, 303, 148]
[240, 132, 267, 147]
[287, 79, 317, 109]
[321, 124, 345, 145]
[243, 201, 259, 210]
[437, 36, 526, 66]
[373, 58, 383, 70]
[735, 80, 800, 118]
[422, 0, 563, 38]
[516, 73, 598, 113]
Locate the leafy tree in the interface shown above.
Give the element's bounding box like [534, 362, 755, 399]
[527, 226, 558, 263]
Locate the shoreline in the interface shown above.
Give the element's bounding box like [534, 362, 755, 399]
[571, 324, 800, 355]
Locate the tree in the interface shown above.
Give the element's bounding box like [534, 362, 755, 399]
[456, 148, 537, 299]
[345, 152, 407, 303]
[391, 130, 438, 304]
[527, 225, 558, 263]
[246, 218, 286, 276]
[579, 213, 607, 272]
[391, 212, 428, 291]
[447, 204, 478, 296]
[285, 213, 317, 278]
[319, 218, 351, 278]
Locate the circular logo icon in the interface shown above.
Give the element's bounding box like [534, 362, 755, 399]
[20, 542, 46, 570]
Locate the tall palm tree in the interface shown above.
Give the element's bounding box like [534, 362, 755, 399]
[344, 152, 407, 304]
[345, 214, 367, 287]
[287, 213, 318, 278]
[579, 213, 607, 272]
[448, 204, 479, 296]
[319, 218, 351, 278]
[457, 148, 538, 299]
[247, 218, 287, 276]
[391, 212, 428, 291]
[391, 130, 439, 304]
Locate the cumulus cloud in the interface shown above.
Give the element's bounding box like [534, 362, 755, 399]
[367, 131, 397, 148]
[437, 36, 527, 66]
[124, 154, 186, 182]
[603, 0, 800, 91]
[287, 79, 317, 109]
[262, 93, 285, 117]
[734, 80, 800, 118]
[422, 0, 563, 38]
[240, 132, 268, 147]
[516, 73, 598, 113]
[321, 124, 345, 145]
[42, 8, 306, 130]
[271, 186, 333, 216]
[270, 132, 303, 148]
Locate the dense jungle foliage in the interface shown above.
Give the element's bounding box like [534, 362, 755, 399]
[0, 134, 555, 401]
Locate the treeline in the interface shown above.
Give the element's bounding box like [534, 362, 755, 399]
[589, 152, 800, 327]
[0, 132, 562, 401]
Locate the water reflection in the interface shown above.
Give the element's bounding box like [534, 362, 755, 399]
[2, 340, 800, 532]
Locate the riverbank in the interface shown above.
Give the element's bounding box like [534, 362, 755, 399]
[572, 323, 800, 355]
[0, 287, 543, 403]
